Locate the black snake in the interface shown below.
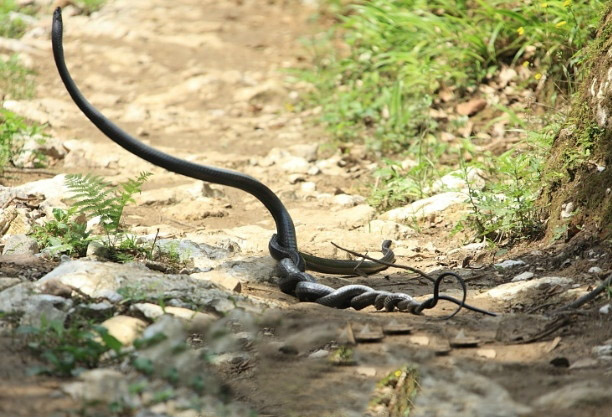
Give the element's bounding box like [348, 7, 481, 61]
[51, 8, 495, 317]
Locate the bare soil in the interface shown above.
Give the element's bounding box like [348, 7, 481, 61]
[1, 0, 612, 416]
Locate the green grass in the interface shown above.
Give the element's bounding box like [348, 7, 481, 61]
[0, 0, 36, 38]
[296, 0, 605, 242]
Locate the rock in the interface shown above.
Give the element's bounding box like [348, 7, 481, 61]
[380, 192, 467, 222]
[191, 270, 242, 293]
[511, 271, 534, 282]
[308, 349, 329, 359]
[10, 174, 69, 208]
[100, 315, 148, 346]
[287, 143, 318, 161]
[429, 167, 485, 193]
[62, 369, 130, 404]
[412, 366, 531, 417]
[533, 380, 612, 410]
[0, 277, 21, 291]
[300, 181, 316, 193]
[599, 303, 611, 314]
[11, 134, 68, 168]
[280, 156, 311, 174]
[483, 276, 572, 300]
[592, 344, 612, 358]
[85, 240, 110, 259]
[561, 202, 575, 219]
[0, 281, 72, 325]
[0, 206, 32, 236]
[131, 303, 217, 326]
[332, 194, 366, 208]
[588, 266, 603, 275]
[1, 234, 39, 255]
[456, 98, 487, 116]
[36, 260, 271, 314]
[358, 219, 414, 240]
[494, 259, 526, 269]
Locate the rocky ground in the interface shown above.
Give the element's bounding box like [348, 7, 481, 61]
[1, 0, 612, 416]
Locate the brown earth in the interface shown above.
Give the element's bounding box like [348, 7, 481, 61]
[1, 0, 612, 416]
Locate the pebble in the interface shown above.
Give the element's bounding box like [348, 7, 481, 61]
[511, 271, 534, 282]
[494, 259, 526, 269]
[1, 234, 39, 256]
[560, 202, 575, 219]
[588, 266, 603, 274]
[308, 349, 329, 359]
[332, 194, 365, 207]
[300, 182, 316, 193]
[599, 303, 611, 314]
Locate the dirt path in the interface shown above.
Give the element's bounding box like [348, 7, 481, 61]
[2, 0, 612, 416]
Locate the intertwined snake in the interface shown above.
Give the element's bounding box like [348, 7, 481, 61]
[51, 8, 495, 317]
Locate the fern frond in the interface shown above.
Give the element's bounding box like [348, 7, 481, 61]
[64, 172, 152, 234]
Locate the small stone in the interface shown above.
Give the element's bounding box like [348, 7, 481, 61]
[1, 234, 39, 256]
[332, 194, 365, 208]
[307, 165, 320, 175]
[407, 335, 430, 346]
[86, 241, 110, 259]
[511, 271, 534, 282]
[592, 344, 612, 357]
[569, 358, 599, 369]
[355, 367, 377, 377]
[100, 315, 148, 346]
[191, 270, 242, 293]
[476, 349, 496, 359]
[300, 182, 316, 193]
[0, 277, 21, 291]
[288, 174, 305, 184]
[308, 349, 329, 359]
[588, 266, 603, 275]
[599, 303, 611, 314]
[561, 202, 575, 219]
[494, 259, 526, 269]
[280, 156, 310, 174]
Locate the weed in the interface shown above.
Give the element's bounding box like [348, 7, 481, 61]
[0, 109, 46, 173]
[0, 0, 36, 39]
[302, 0, 603, 150]
[453, 122, 557, 242]
[0, 54, 35, 100]
[30, 207, 92, 257]
[65, 172, 152, 247]
[16, 317, 122, 377]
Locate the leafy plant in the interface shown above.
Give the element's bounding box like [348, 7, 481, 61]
[0, 109, 46, 173]
[453, 123, 557, 242]
[65, 172, 152, 245]
[16, 317, 122, 377]
[30, 207, 92, 257]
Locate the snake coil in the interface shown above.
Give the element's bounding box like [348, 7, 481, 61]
[51, 8, 495, 317]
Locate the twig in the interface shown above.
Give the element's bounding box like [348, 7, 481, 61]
[518, 317, 570, 344]
[553, 273, 612, 314]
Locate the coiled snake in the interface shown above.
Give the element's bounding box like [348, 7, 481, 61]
[51, 8, 495, 317]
